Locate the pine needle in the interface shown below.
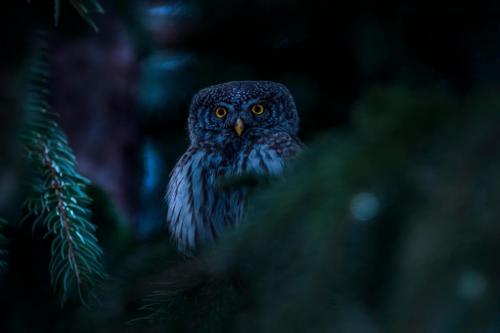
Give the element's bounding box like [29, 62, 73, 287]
[54, 0, 61, 27]
[46, 0, 104, 32]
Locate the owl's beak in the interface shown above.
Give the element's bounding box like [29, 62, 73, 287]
[234, 118, 245, 136]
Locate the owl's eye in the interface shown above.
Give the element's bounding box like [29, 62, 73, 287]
[251, 104, 265, 115]
[214, 107, 228, 119]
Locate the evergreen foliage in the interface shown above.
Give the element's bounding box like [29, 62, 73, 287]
[20, 37, 106, 306]
[135, 86, 500, 332]
[28, 0, 104, 31]
[134, 257, 246, 332]
[60, 0, 104, 31]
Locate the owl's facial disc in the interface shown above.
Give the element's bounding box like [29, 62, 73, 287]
[188, 81, 299, 144]
[234, 118, 245, 136]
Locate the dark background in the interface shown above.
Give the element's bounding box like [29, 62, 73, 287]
[0, 1, 500, 332]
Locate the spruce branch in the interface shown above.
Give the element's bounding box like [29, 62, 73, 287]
[132, 260, 243, 329]
[0, 218, 9, 271]
[28, 0, 104, 32]
[65, 0, 104, 32]
[21, 37, 106, 306]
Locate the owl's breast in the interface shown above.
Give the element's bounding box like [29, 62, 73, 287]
[235, 132, 302, 176]
[220, 140, 244, 165]
[167, 133, 301, 254]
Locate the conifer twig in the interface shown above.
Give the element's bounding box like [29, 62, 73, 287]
[21, 35, 105, 306]
[29, 0, 105, 32]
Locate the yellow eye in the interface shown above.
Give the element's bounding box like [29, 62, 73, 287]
[214, 107, 228, 118]
[251, 104, 265, 115]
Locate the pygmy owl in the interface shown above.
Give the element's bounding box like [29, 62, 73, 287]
[166, 81, 302, 254]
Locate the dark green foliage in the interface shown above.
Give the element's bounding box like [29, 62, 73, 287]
[53, 0, 104, 31]
[135, 86, 500, 332]
[0, 218, 8, 270]
[20, 38, 106, 306]
[135, 258, 246, 332]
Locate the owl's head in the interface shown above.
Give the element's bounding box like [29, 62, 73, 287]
[187, 81, 299, 144]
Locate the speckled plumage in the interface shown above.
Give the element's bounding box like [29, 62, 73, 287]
[166, 81, 302, 253]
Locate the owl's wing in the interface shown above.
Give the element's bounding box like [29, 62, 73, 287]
[166, 148, 231, 254]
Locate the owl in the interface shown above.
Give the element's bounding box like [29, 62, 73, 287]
[166, 81, 302, 254]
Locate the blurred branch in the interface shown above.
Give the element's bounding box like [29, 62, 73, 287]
[28, 0, 105, 32]
[218, 172, 275, 192]
[132, 259, 243, 330]
[65, 0, 104, 31]
[20, 34, 106, 306]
